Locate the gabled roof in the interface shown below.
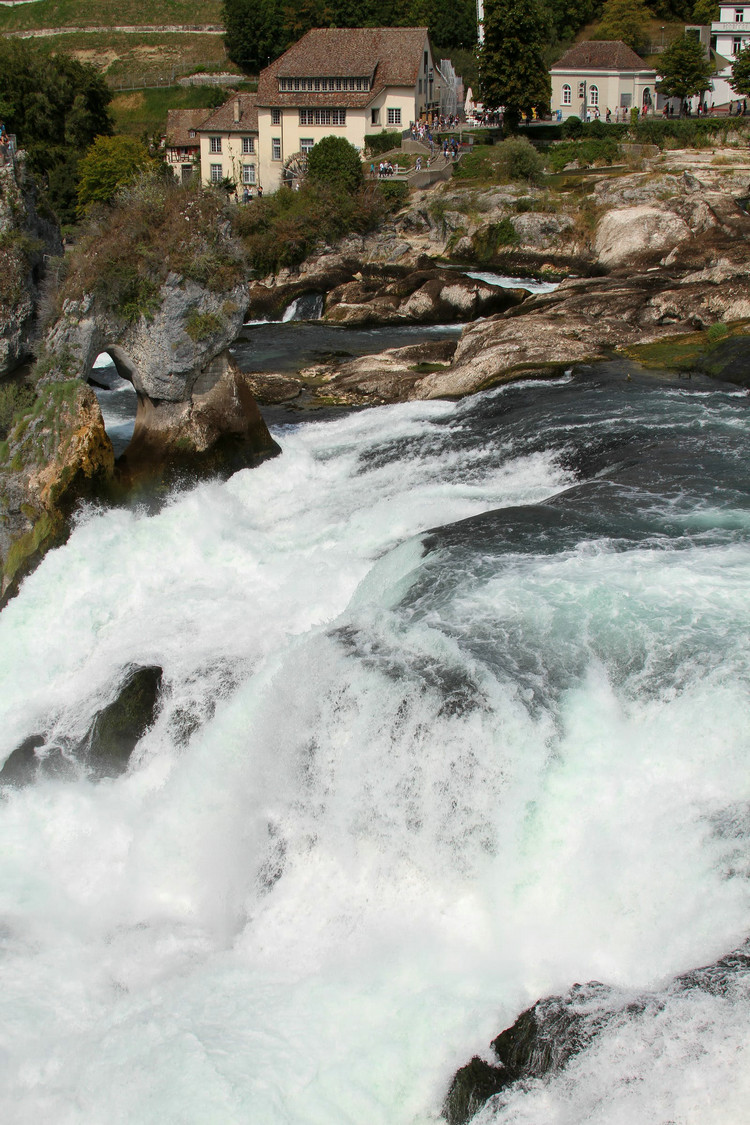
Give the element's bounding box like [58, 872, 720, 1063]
[552, 40, 652, 72]
[257, 27, 430, 108]
[197, 93, 258, 134]
[165, 108, 211, 147]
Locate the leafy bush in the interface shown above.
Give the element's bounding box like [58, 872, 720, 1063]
[472, 218, 520, 260]
[547, 138, 620, 172]
[365, 132, 403, 156]
[307, 135, 363, 193]
[184, 309, 223, 341]
[378, 180, 409, 209]
[707, 322, 729, 342]
[233, 181, 387, 274]
[59, 180, 245, 321]
[562, 115, 583, 138]
[495, 136, 544, 183]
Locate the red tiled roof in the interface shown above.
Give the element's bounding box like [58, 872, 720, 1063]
[165, 108, 212, 147]
[552, 40, 653, 72]
[197, 93, 259, 133]
[257, 27, 429, 108]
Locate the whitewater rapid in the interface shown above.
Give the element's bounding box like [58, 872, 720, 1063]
[1, 369, 749, 1123]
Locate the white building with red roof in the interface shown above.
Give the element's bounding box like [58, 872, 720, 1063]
[551, 41, 658, 121]
[255, 26, 442, 192]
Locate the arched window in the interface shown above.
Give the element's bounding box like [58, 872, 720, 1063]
[562, 84, 572, 105]
[589, 84, 599, 107]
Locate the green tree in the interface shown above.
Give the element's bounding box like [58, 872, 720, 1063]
[222, 0, 287, 72]
[479, 0, 550, 129]
[77, 136, 153, 213]
[593, 0, 651, 51]
[731, 43, 750, 95]
[657, 32, 714, 108]
[307, 135, 363, 192]
[0, 39, 113, 222]
[692, 0, 719, 22]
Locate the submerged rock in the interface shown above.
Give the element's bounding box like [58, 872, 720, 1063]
[443, 942, 750, 1123]
[85, 665, 163, 777]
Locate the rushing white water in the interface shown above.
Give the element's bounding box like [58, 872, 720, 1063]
[1, 369, 749, 1123]
[463, 271, 559, 293]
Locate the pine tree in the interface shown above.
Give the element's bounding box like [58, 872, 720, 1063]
[479, 0, 550, 128]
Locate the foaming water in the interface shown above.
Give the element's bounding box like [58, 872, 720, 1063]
[1, 367, 749, 1123]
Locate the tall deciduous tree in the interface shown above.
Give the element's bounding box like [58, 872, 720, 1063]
[0, 39, 113, 222]
[593, 0, 651, 51]
[479, 0, 550, 128]
[76, 136, 154, 213]
[657, 32, 715, 108]
[731, 42, 750, 95]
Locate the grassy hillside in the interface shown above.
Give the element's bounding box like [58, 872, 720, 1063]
[110, 86, 237, 137]
[25, 30, 233, 86]
[0, 0, 223, 31]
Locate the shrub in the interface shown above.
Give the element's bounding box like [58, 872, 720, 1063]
[547, 138, 620, 173]
[365, 132, 403, 156]
[60, 180, 245, 319]
[184, 309, 223, 341]
[378, 181, 409, 210]
[707, 322, 729, 342]
[0, 380, 35, 440]
[562, 115, 583, 138]
[472, 218, 520, 260]
[307, 135, 363, 193]
[495, 137, 544, 183]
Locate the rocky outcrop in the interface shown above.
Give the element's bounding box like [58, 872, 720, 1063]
[0, 154, 62, 377]
[594, 205, 691, 268]
[1, 255, 279, 606]
[0, 664, 164, 785]
[324, 267, 524, 326]
[247, 261, 526, 328]
[0, 379, 115, 606]
[443, 941, 750, 1124]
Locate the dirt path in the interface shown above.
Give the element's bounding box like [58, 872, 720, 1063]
[6, 24, 224, 37]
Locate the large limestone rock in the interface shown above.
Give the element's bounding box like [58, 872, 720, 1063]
[0, 154, 62, 376]
[595, 205, 691, 268]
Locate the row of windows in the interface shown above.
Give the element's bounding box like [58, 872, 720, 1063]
[562, 83, 599, 106]
[278, 76, 370, 92]
[209, 136, 255, 154]
[210, 163, 256, 184]
[298, 108, 347, 125]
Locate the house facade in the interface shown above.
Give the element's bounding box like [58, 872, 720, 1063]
[710, 5, 750, 106]
[551, 40, 658, 120]
[164, 108, 209, 183]
[196, 94, 259, 189]
[255, 27, 442, 192]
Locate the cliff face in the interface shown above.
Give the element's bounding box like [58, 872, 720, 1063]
[0, 154, 62, 377]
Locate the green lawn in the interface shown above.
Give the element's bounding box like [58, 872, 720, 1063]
[0, 0, 222, 31]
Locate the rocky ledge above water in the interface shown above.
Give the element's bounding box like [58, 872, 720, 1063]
[243, 168, 750, 407]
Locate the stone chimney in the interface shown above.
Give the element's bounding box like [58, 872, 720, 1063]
[234, 98, 240, 123]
